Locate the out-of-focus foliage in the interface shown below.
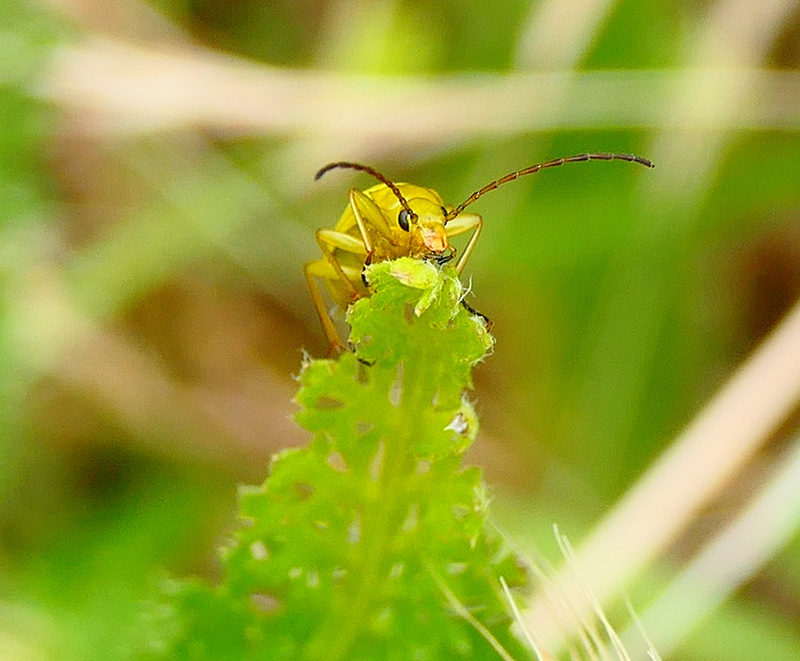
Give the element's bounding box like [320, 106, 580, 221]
[0, 0, 60, 486]
[3, 0, 800, 659]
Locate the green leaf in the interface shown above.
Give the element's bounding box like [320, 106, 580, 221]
[147, 258, 531, 660]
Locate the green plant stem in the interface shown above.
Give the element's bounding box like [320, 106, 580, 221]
[307, 361, 423, 661]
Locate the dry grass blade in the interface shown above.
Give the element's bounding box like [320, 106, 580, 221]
[629, 431, 800, 657]
[523, 281, 800, 655]
[428, 565, 519, 661]
[504, 529, 660, 661]
[37, 39, 800, 141]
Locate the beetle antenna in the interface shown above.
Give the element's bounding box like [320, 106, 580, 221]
[445, 152, 654, 221]
[316, 162, 417, 221]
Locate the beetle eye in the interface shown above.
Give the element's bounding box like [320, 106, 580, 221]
[398, 209, 411, 231]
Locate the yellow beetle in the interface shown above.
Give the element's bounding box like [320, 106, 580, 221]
[305, 153, 653, 350]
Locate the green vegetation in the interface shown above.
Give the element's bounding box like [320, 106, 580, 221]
[2, 0, 800, 659]
[145, 260, 530, 659]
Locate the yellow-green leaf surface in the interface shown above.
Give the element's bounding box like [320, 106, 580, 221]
[148, 259, 530, 660]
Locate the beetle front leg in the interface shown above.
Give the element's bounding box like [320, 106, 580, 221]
[315, 228, 367, 300]
[444, 213, 490, 328]
[304, 260, 346, 353]
[304, 257, 362, 354]
[444, 213, 483, 274]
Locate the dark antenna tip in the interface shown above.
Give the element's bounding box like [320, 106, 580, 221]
[315, 163, 339, 180]
[312, 161, 416, 217]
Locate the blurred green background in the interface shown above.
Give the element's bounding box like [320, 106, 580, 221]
[3, 0, 800, 658]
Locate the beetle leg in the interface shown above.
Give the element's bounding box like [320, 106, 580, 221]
[349, 189, 400, 287]
[304, 260, 346, 352]
[444, 213, 491, 327]
[305, 190, 393, 351]
[445, 213, 483, 274]
[306, 227, 370, 352]
[460, 298, 492, 332]
[315, 228, 365, 298]
[304, 257, 362, 352]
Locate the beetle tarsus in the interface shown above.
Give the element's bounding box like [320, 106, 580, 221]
[460, 299, 492, 331]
